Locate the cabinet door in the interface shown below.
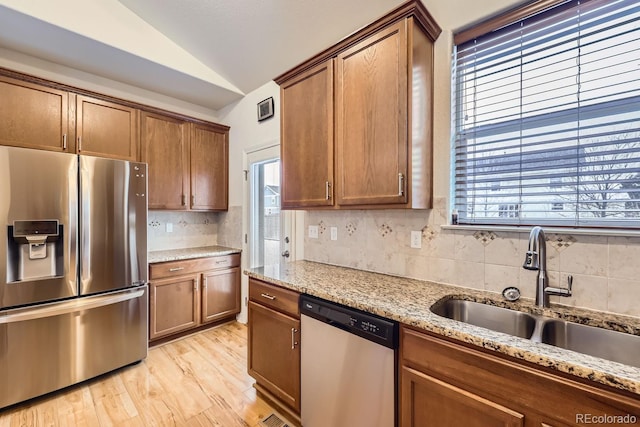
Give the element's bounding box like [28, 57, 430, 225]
[248, 301, 300, 411]
[201, 267, 240, 324]
[190, 123, 228, 211]
[149, 275, 199, 340]
[76, 95, 139, 160]
[280, 60, 334, 208]
[141, 112, 189, 210]
[0, 76, 70, 152]
[335, 20, 408, 206]
[401, 366, 524, 427]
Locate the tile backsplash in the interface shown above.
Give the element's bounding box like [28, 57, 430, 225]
[148, 211, 218, 251]
[304, 198, 640, 318]
[147, 206, 244, 252]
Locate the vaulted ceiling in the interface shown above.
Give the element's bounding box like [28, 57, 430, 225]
[0, 0, 523, 111]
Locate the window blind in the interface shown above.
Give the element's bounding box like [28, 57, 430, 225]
[452, 0, 640, 228]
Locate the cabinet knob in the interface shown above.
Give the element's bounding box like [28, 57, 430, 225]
[260, 293, 276, 301]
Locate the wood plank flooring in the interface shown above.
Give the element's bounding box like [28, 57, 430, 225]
[0, 322, 276, 426]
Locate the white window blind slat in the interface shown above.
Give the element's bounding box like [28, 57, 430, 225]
[453, 0, 640, 227]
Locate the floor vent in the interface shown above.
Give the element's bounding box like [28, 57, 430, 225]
[260, 413, 290, 427]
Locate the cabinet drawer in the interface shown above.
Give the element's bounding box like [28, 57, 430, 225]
[201, 253, 240, 271]
[249, 278, 300, 317]
[150, 254, 240, 279]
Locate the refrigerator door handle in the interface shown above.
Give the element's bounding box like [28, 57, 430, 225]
[0, 287, 145, 324]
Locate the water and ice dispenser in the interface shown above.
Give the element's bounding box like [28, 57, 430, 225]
[7, 220, 63, 282]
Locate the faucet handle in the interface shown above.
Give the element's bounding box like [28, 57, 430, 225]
[544, 275, 573, 298]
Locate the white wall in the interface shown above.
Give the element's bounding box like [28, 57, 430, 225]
[217, 81, 281, 207]
[217, 81, 281, 322]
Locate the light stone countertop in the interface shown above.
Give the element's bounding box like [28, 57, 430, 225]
[148, 245, 241, 264]
[245, 260, 640, 396]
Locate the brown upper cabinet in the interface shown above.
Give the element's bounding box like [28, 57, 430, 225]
[0, 75, 71, 153]
[141, 112, 189, 210]
[275, 0, 441, 209]
[141, 111, 229, 211]
[76, 95, 139, 161]
[0, 75, 138, 160]
[190, 122, 229, 211]
[0, 69, 231, 200]
[280, 60, 334, 208]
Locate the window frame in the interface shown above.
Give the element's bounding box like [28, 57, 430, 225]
[451, 0, 640, 230]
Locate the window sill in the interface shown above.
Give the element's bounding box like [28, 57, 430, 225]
[440, 224, 640, 237]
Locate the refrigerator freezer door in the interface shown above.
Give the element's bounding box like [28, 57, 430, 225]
[0, 285, 148, 409]
[80, 156, 147, 295]
[0, 147, 78, 309]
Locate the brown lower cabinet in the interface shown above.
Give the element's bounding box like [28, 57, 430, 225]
[149, 254, 240, 341]
[247, 278, 301, 424]
[400, 325, 640, 427]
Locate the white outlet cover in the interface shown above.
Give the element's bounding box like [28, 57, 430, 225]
[411, 230, 422, 248]
[309, 225, 319, 238]
[330, 227, 338, 241]
[166, 222, 173, 233]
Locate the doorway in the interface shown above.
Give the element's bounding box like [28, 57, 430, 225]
[245, 144, 294, 269]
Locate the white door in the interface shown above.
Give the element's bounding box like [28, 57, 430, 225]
[245, 144, 294, 269]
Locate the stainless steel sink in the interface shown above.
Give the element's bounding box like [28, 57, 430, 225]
[540, 319, 640, 368]
[430, 299, 536, 339]
[431, 297, 640, 368]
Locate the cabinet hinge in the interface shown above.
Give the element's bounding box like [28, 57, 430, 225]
[244, 170, 248, 181]
[244, 234, 248, 244]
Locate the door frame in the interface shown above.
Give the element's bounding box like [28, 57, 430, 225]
[239, 141, 304, 323]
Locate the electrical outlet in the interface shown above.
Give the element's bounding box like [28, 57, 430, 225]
[166, 222, 173, 233]
[411, 230, 422, 248]
[330, 227, 338, 241]
[308, 225, 319, 239]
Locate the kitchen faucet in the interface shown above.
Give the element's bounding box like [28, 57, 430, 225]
[523, 226, 573, 308]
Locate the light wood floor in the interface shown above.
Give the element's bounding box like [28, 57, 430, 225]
[0, 322, 276, 426]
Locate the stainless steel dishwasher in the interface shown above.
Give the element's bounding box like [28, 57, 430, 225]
[300, 295, 398, 427]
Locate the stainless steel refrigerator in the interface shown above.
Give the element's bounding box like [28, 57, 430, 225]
[0, 146, 148, 409]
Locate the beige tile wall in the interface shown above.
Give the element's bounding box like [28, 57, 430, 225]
[147, 207, 243, 252]
[148, 211, 219, 251]
[304, 198, 640, 318]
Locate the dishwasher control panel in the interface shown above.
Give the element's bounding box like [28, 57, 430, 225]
[300, 295, 398, 349]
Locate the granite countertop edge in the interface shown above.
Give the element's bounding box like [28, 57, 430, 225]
[148, 246, 242, 263]
[245, 260, 640, 396]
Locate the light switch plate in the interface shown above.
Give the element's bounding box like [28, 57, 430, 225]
[308, 225, 319, 239]
[330, 227, 338, 241]
[166, 222, 173, 233]
[411, 230, 422, 248]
